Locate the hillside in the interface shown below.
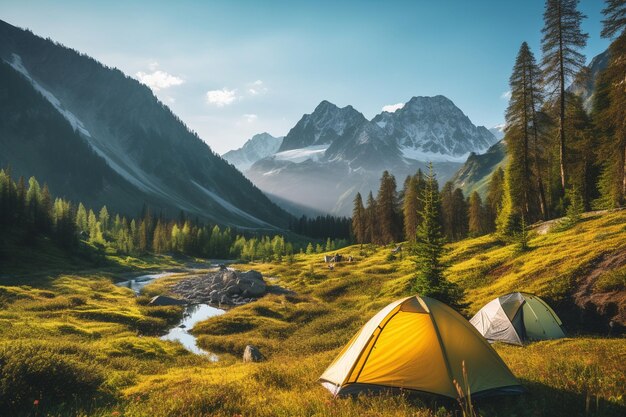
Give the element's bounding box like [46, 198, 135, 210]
[450, 139, 507, 197]
[0, 211, 624, 416]
[0, 20, 290, 229]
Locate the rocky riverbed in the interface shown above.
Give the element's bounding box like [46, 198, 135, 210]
[169, 268, 270, 306]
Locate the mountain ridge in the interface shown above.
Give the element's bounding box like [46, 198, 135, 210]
[0, 19, 290, 229]
[242, 95, 497, 215]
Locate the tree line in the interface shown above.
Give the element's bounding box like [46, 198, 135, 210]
[351, 169, 499, 245]
[288, 215, 352, 240]
[498, 0, 626, 236]
[0, 169, 346, 263]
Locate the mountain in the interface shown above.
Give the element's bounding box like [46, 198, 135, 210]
[371, 96, 495, 159]
[222, 133, 283, 172]
[568, 50, 609, 112]
[244, 96, 497, 216]
[450, 139, 507, 196]
[0, 20, 289, 229]
[489, 124, 506, 141]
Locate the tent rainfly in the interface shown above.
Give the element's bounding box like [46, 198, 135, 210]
[319, 295, 523, 398]
[470, 292, 566, 346]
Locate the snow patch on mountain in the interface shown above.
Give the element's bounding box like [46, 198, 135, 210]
[489, 124, 506, 141]
[8, 54, 92, 138]
[273, 145, 328, 163]
[222, 132, 283, 172]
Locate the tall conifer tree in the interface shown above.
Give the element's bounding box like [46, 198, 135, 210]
[351, 192, 366, 244]
[541, 0, 588, 194]
[413, 164, 465, 310]
[594, 0, 626, 207]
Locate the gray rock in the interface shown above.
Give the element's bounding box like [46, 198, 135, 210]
[243, 345, 264, 362]
[236, 277, 266, 297]
[239, 270, 263, 282]
[148, 295, 186, 306]
[225, 285, 240, 296]
[221, 271, 238, 285]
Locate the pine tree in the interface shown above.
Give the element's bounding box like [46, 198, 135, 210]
[507, 42, 548, 221]
[440, 183, 467, 241]
[413, 164, 465, 310]
[351, 192, 366, 244]
[496, 165, 522, 238]
[75, 203, 88, 233]
[305, 242, 314, 255]
[564, 185, 584, 226]
[402, 171, 425, 242]
[364, 191, 379, 244]
[601, 0, 626, 39]
[39, 184, 52, 233]
[376, 171, 401, 244]
[26, 177, 41, 230]
[468, 191, 485, 237]
[485, 168, 505, 232]
[87, 209, 103, 243]
[541, 0, 589, 194]
[593, 1, 626, 207]
[440, 182, 455, 241]
[15, 176, 26, 225]
[566, 94, 595, 208]
[98, 206, 110, 235]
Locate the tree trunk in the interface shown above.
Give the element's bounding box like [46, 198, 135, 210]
[622, 138, 626, 201]
[558, 5, 567, 196]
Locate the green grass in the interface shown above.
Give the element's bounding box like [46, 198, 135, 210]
[0, 211, 625, 416]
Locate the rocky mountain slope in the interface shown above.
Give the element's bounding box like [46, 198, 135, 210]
[244, 96, 496, 216]
[450, 139, 507, 196]
[222, 133, 283, 172]
[0, 20, 289, 229]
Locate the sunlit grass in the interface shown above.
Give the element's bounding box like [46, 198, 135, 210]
[0, 211, 624, 415]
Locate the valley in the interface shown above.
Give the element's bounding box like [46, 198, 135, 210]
[0, 211, 624, 416]
[1, 1, 625, 415]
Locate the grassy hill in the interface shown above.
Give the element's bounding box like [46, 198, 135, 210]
[0, 211, 624, 416]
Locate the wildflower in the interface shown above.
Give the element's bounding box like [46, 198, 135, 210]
[112, 412, 120, 416]
[33, 399, 39, 406]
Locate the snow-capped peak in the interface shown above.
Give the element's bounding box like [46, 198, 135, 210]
[222, 133, 283, 172]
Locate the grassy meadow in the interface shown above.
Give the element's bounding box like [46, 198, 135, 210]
[0, 211, 625, 416]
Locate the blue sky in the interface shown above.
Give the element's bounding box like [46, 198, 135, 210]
[1, 0, 609, 154]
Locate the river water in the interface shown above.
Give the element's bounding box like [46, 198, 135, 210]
[115, 270, 226, 358]
[160, 303, 225, 359]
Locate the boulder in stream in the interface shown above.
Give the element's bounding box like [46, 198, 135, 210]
[149, 295, 186, 306]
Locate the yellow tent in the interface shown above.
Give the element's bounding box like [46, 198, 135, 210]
[319, 295, 523, 398]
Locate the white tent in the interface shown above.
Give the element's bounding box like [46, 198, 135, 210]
[470, 292, 566, 345]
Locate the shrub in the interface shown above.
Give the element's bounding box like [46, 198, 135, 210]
[0, 342, 107, 414]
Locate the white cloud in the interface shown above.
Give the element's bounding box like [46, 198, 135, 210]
[381, 102, 405, 113]
[247, 79, 268, 95]
[243, 114, 258, 123]
[501, 90, 512, 100]
[206, 88, 238, 107]
[135, 62, 184, 92]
